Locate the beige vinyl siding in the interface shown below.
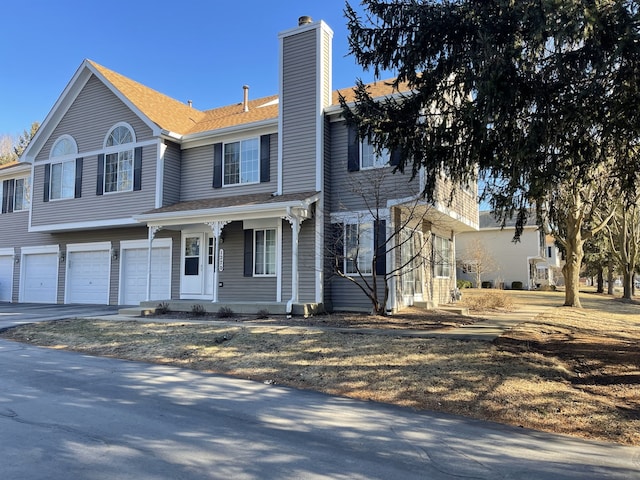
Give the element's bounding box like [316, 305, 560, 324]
[281, 30, 318, 193]
[163, 141, 181, 206]
[329, 121, 421, 212]
[216, 222, 277, 302]
[31, 146, 157, 227]
[180, 134, 278, 202]
[36, 75, 153, 161]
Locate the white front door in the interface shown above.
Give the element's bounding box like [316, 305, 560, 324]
[181, 233, 205, 297]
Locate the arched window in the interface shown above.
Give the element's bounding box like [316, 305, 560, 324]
[103, 123, 135, 193]
[50, 135, 77, 158]
[49, 135, 78, 200]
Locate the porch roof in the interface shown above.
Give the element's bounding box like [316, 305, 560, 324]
[134, 191, 319, 227]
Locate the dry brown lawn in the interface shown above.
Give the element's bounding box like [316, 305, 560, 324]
[1, 289, 638, 446]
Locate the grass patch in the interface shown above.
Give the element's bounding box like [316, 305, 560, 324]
[461, 290, 515, 311]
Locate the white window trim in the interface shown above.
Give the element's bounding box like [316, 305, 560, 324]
[360, 137, 390, 170]
[49, 159, 76, 201]
[433, 235, 452, 278]
[344, 220, 374, 276]
[103, 123, 136, 195]
[13, 176, 31, 212]
[104, 150, 134, 194]
[50, 134, 78, 159]
[222, 137, 260, 187]
[253, 228, 277, 277]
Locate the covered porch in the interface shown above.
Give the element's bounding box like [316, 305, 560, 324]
[133, 191, 321, 315]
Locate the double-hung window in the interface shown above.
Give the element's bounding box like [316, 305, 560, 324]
[345, 221, 374, 275]
[224, 138, 259, 186]
[361, 137, 390, 169]
[49, 136, 77, 200]
[254, 228, 276, 276]
[104, 125, 134, 193]
[13, 176, 30, 212]
[434, 236, 451, 277]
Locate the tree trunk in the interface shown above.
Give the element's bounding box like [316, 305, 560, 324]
[562, 223, 584, 308]
[622, 267, 633, 300]
[596, 266, 604, 293]
[607, 257, 615, 295]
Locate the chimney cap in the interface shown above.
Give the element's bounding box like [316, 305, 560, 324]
[298, 15, 312, 26]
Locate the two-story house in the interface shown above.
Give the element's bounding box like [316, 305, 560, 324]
[3, 16, 478, 313]
[456, 211, 562, 290]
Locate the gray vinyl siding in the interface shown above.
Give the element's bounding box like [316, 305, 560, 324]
[163, 140, 181, 206]
[323, 117, 333, 307]
[329, 121, 421, 213]
[330, 277, 385, 312]
[321, 29, 332, 108]
[35, 75, 153, 161]
[281, 219, 292, 301]
[217, 221, 277, 302]
[31, 145, 157, 227]
[298, 216, 316, 302]
[281, 30, 318, 193]
[180, 134, 278, 202]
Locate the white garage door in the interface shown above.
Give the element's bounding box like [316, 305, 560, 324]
[67, 250, 110, 304]
[0, 255, 13, 302]
[121, 247, 171, 305]
[22, 253, 58, 303]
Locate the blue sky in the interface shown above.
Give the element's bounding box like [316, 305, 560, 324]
[0, 0, 378, 136]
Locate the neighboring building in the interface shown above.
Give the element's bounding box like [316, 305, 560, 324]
[456, 211, 562, 290]
[1, 16, 478, 312]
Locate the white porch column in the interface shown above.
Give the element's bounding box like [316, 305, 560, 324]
[206, 221, 229, 303]
[146, 226, 162, 301]
[284, 209, 303, 314]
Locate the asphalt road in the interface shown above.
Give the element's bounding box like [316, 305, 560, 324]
[1, 330, 638, 480]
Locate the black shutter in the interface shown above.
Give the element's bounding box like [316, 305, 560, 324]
[260, 134, 270, 183]
[1, 180, 8, 213]
[75, 158, 83, 198]
[347, 125, 359, 172]
[96, 154, 105, 195]
[243, 229, 254, 277]
[212, 143, 223, 188]
[374, 219, 386, 276]
[390, 148, 401, 167]
[6, 179, 14, 213]
[43, 164, 50, 202]
[133, 147, 142, 191]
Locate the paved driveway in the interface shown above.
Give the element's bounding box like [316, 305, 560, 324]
[1, 337, 639, 479]
[0, 302, 120, 328]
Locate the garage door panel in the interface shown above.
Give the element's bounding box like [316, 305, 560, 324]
[23, 253, 58, 303]
[67, 250, 110, 304]
[121, 247, 171, 305]
[0, 256, 13, 302]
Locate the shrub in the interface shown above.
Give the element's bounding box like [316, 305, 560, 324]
[156, 302, 171, 314]
[191, 304, 206, 317]
[481, 281, 493, 289]
[511, 281, 524, 290]
[217, 306, 235, 318]
[256, 309, 270, 319]
[457, 279, 473, 289]
[462, 291, 514, 311]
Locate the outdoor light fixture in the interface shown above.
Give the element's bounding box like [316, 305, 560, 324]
[111, 247, 119, 261]
[58, 251, 66, 263]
